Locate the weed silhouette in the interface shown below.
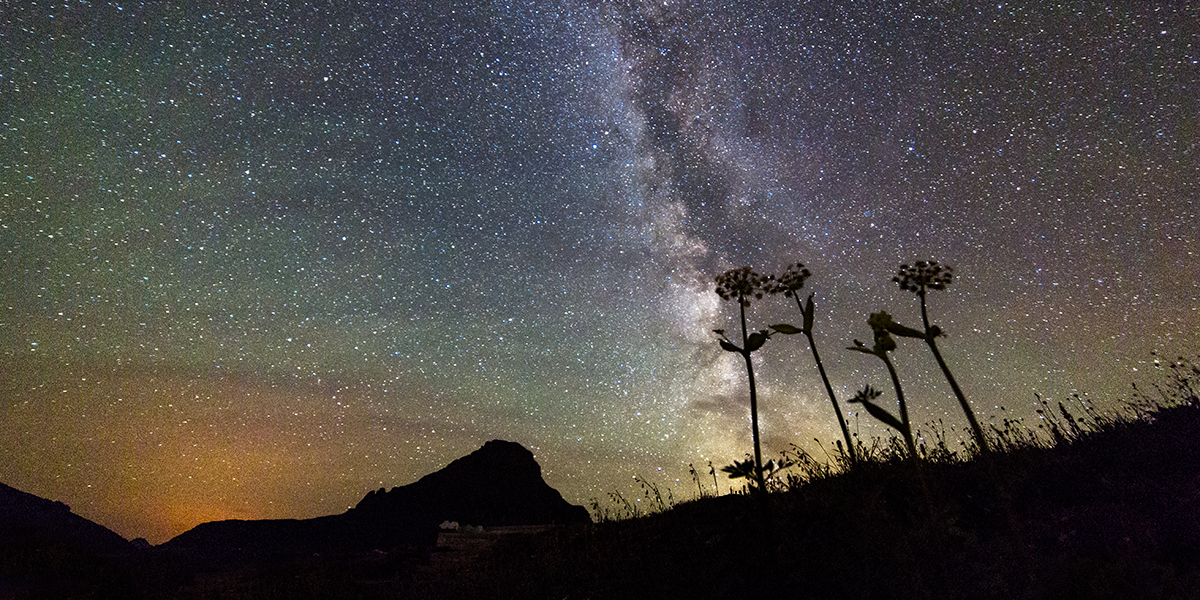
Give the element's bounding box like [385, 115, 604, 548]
[719, 455, 792, 493]
[713, 266, 775, 493]
[894, 260, 990, 454]
[766, 262, 859, 465]
[847, 311, 919, 459]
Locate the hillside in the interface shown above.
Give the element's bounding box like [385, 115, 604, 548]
[522, 402, 1200, 600]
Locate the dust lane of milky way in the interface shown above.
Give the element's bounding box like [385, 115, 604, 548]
[1, 1, 1196, 543]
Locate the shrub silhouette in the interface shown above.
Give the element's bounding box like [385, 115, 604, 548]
[713, 266, 775, 493]
[766, 262, 859, 465]
[893, 260, 990, 454]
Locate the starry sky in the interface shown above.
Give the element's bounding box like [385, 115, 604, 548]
[2, 0, 1196, 544]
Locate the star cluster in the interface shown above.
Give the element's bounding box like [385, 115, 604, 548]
[2, 0, 1196, 543]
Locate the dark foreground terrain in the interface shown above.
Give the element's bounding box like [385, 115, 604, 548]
[424, 401, 1200, 600]
[5, 401, 1200, 599]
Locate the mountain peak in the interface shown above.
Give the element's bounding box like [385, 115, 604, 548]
[355, 439, 590, 526]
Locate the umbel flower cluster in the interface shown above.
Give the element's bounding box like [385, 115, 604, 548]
[714, 262, 816, 306]
[714, 266, 773, 307]
[893, 260, 953, 293]
[766, 262, 813, 298]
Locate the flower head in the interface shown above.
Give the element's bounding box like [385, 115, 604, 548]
[867, 310, 896, 333]
[766, 262, 812, 298]
[715, 266, 772, 307]
[867, 311, 899, 353]
[848, 384, 884, 405]
[893, 260, 953, 293]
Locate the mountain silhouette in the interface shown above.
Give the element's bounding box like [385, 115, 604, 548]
[354, 439, 591, 526]
[1, 481, 139, 596]
[0, 481, 132, 556]
[162, 439, 588, 561]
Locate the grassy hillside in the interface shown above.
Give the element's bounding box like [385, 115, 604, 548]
[432, 400, 1200, 600]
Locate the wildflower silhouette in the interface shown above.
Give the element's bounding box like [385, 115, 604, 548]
[720, 455, 792, 493]
[766, 262, 858, 465]
[894, 261, 990, 454]
[847, 311, 920, 458]
[713, 266, 774, 493]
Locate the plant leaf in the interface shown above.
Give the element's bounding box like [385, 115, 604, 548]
[859, 400, 905, 432]
[745, 331, 769, 353]
[770, 323, 802, 335]
[884, 321, 926, 339]
[719, 339, 743, 353]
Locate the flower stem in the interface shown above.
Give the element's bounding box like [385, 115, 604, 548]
[881, 351, 918, 459]
[920, 290, 989, 454]
[795, 296, 858, 465]
[739, 296, 768, 494]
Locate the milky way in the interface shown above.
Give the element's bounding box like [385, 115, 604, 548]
[2, 1, 1196, 543]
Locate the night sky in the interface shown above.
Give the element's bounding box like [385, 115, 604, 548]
[2, 0, 1196, 544]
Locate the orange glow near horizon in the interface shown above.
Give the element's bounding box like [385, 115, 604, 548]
[0, 358, 459, 543]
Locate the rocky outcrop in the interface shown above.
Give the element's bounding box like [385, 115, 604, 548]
[354, 439, 590, 526]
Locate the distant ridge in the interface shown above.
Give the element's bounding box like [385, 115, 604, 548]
[162, 439, 587, 560]
[159, 511, 432, 562]
[0, 481, 132, 555]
